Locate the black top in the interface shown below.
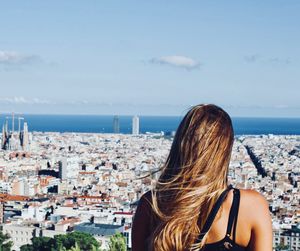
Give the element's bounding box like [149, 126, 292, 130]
[195, 185, 247, 251]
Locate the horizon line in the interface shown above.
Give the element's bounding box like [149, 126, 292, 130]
[0, 112, 299, 119]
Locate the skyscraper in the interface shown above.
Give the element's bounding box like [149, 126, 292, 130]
[132, 115, 139, 135]
[113, 115, 120, 134]
[59, 158, 67, 180]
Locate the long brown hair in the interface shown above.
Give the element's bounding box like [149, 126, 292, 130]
[149, 104, 234, 251]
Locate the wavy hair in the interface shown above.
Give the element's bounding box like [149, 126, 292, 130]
[149, 104, 234, 251]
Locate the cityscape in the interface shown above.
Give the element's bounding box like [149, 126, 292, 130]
[0, 113, 299, 250]
[1, 1, 300, 250]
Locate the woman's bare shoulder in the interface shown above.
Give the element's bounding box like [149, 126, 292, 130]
[238, 188, 271, 225]
[238, 188, 273, 250]
[239, 188, 269, 207]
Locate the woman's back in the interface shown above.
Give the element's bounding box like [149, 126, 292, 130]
[131, 105, 273, 251]
[203, 187, 249, 249]
[132, 185, 273, 251]
[198, 186, 249, 250]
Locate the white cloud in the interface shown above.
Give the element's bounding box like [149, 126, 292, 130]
[150, 55, 200, 70]
[0, 50, 41, 65]
[244, 54, 291, 65]
[268, 57, 291, 65]
[0, 96, 54, 105]
[244, 54, 261, 63]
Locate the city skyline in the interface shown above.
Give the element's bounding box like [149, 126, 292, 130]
[0, 1, 300, 117]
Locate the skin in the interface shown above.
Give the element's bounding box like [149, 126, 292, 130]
[132, 187, 273, 251]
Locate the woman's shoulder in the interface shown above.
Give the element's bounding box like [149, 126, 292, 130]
[236, 188, 273, 249]
[238, 188, 269, 208]
[237, 188, 271, 226]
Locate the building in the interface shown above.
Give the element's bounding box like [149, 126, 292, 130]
[276, 225, 300, 251]
[1, 124, 6, 148]
[11, 178, 29, 196]
[1, 113, 30, 151]
[2, 223, 38, 251]
[0, 202, 3, 224]
[132, 115, 139, 135]
[22, 122, 29, 151]
[59, 158, 68, 180]
[113, 115, 120, 134]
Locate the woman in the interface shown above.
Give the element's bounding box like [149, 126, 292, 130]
[132, 104, 273, 251]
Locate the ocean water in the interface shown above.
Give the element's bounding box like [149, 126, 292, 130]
[0, 115, 299, 135]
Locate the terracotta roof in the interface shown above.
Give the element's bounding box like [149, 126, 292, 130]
[0, 194, 30, 201]
[79, 171, 96, 175]
[57, 218, 80, 225]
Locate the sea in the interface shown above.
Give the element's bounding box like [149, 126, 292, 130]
[0, 115, 300, 135]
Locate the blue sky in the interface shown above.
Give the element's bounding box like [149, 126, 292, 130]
[0, 0, 299, 117]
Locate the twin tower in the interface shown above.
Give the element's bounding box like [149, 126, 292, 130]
[113, 115, 139, 135]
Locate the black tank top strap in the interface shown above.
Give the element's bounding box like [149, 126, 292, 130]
[226, 188, 240, 242]
[195, 184, 233, 243]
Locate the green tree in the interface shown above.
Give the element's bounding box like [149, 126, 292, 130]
[68, 242, 81, 251]
[19, 244, 33, 251]
[59, 242, 80, 251]
[20, 232, 100, 251]
[0, 231, 13, 251]
[20, 236, 55, 251]
[55, 232, 100, 250]
[275, 243, 290, 251]
[108, 233, 126, 251]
